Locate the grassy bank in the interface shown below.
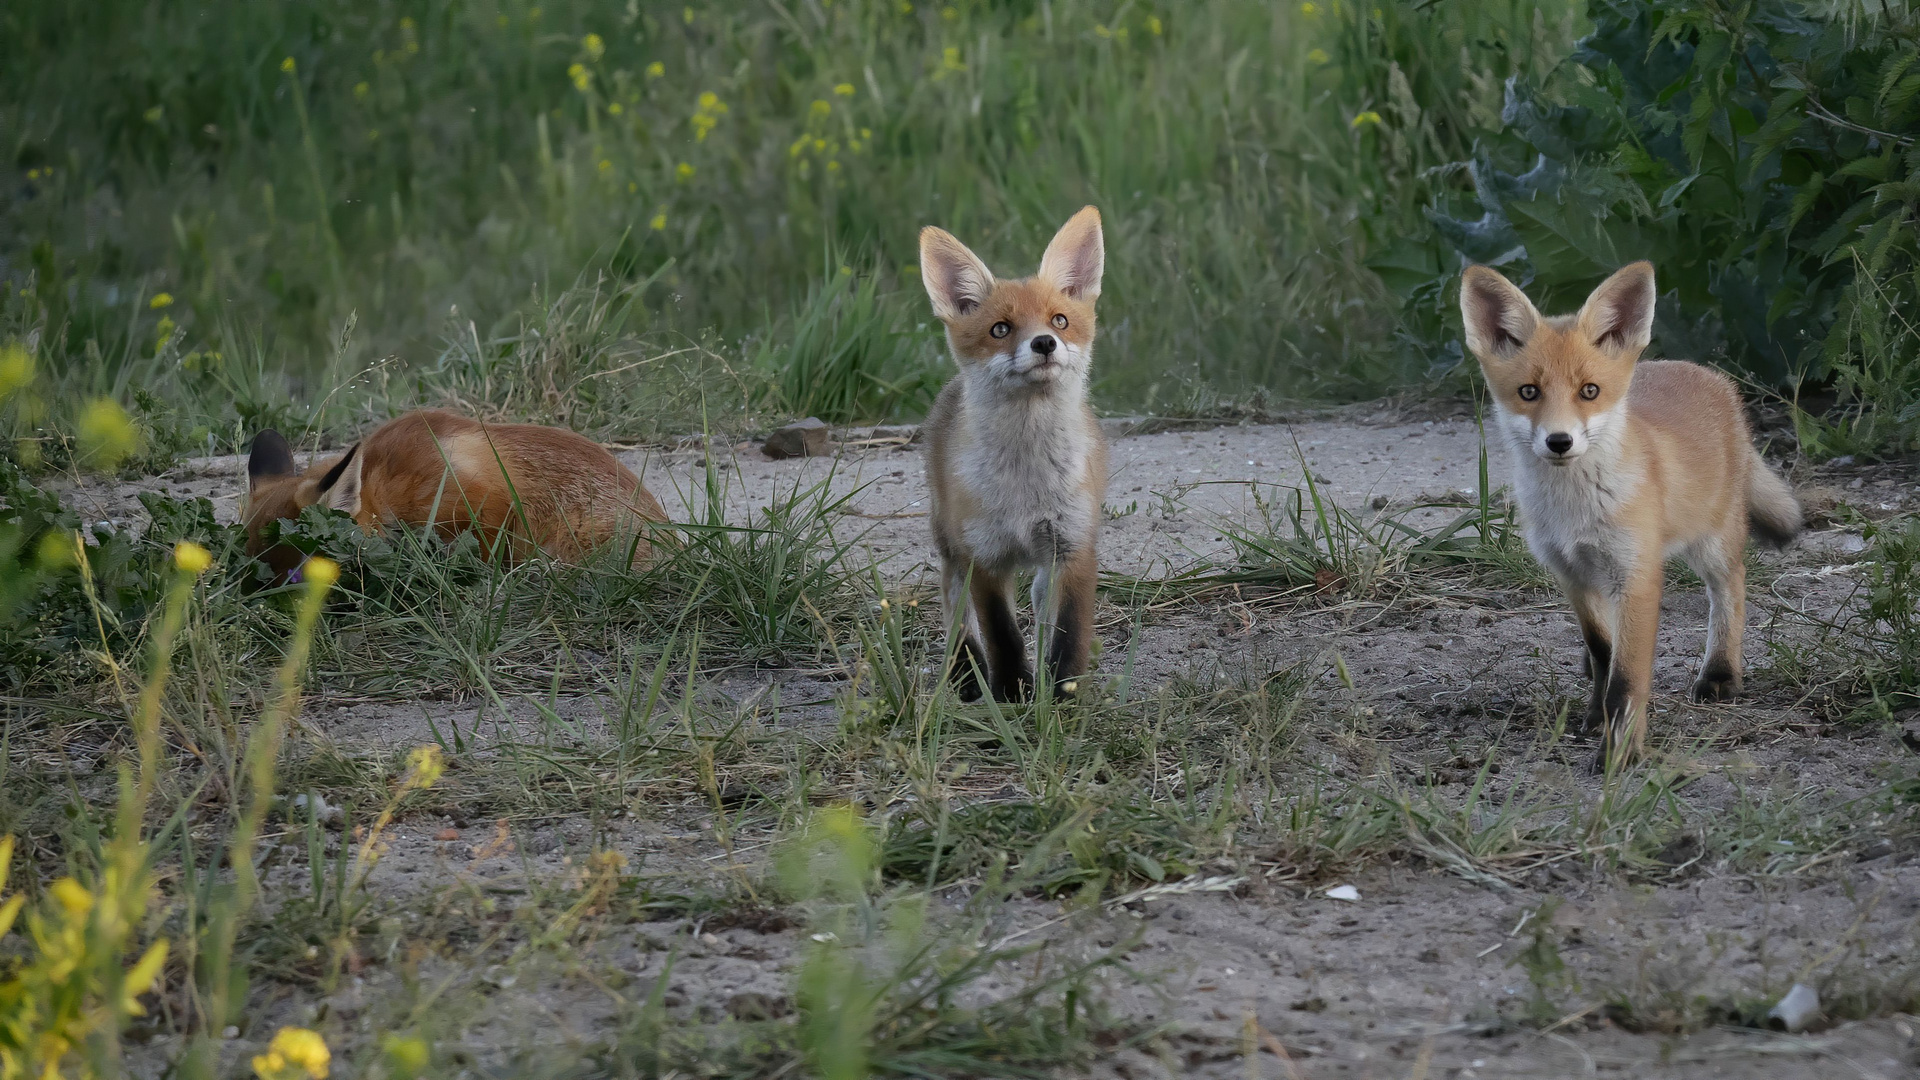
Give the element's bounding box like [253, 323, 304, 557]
[3, 0, 1579, 447]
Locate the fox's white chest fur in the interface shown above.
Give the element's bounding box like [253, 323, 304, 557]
[1500, 405, 1643, 595]
[952, 377, 1099, 570]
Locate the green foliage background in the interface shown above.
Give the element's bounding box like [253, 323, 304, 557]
[3, 0, 1574, 440]
[2, 0, 1916, 446]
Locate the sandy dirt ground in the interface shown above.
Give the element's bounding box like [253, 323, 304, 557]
[59, 406, 1920, 1078]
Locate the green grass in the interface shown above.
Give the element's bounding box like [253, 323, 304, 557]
[3, 0, 1582, 451]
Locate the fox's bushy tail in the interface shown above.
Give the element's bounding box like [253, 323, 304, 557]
[1748, 452, 1802, 548]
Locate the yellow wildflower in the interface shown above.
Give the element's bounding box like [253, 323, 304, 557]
[813, 137, 826, 152]
[405, 745, 445, 790]
[628, 181, 638, 193]
[942, 5, 958, 20]
[650, 212, 667, 231]
[676, 162, 695, 181]
[302, 556, 340, 591]
[0, 342, 33, 399]
[810, 99, 831, 118]
[597, 158, 612, 173]
[1351, 110, 1383, 127]
[646, 61, 665, 78]
[697, 91, 726, 113]
[144, 105, 164, 123]
[608, 102, 623, 114]
[399, 16, 415, 30]
[382, 1035, 430, 1079]
[583, 33, 605, 61]
[826, 159, 841, 173]
[280, 56, 296, 74]
[149, 292, 174, 309]
[684, 6, 694, 23]
[77, 398, 141, 470]
[834, 82, 855, 96]
[1094, 23, 1111, 37]
[1147, 15, 1163, 34]
[51, 878, 94, 916]
[354, 81, 370, 100]
[1300, 2, 1319, 15]
[569, 63, 591, 91]
[898, 0, 913, 11]
[1307, 47, 1330, 64]
[174, 541, 213, 575]
[940, 46, 963, 72]
[252, 1027, 331, 1080]
[123, 941, 170, 1015]
[35, 530, 77, 568]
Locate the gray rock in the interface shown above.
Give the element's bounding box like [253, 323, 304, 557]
[763, 417, 831, 459]
[1767, 983, 1820, 1032]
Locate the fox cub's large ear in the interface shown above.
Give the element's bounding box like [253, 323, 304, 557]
[1459, 265, 1541, 363]
[1039, 205, 1104, 302]
[919, 227, 995, 320]
[1578, 261, 1656, 355]
[309, 442, 364, 516]
[248, 429, 297, 492]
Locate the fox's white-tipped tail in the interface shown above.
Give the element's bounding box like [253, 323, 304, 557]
[1748, 452, 1802, 548]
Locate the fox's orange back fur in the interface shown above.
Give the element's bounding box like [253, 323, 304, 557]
[244, 409, 668, 579]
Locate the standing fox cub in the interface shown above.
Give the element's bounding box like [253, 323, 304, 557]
[1460, 262, 1801, 767]
[919, 206, 1108, 701]
[243, 409, 669, 581]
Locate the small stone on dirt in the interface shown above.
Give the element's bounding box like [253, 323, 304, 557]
[1767, 983, 1821, 1032]
[763, 417, 831, 459]
[435, 828, 460, 842]
[727, 992, 791, 1021]
[1324, 884, 1360, 902]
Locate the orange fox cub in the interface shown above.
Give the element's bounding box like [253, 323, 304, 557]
[243, 409, 668, 580]
[1460, 262, 1801, 767]
[919, 206, 1108, 701]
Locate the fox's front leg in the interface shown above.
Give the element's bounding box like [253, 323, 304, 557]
[940, 559, 989, 701]
[1034, 545, 1098, 695]
[1597, 559, 1664, 770]
[970, 565, 1032, 702]
[1566, 585, 1613, 734]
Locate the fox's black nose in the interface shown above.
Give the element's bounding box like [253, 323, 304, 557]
[1545, 432, 1574, 455]
[1030, 334, 1057, 357]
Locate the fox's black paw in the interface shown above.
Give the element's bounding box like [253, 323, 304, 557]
[1690, 659, 1739, 703]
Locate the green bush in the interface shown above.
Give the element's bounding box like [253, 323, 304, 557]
[1387, 0, 1920, 454]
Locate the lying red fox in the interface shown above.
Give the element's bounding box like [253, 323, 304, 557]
[243, 409, 669, 580]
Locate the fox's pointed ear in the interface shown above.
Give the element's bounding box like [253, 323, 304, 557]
[1459, 265, 1541, 364]
[315, 443, 364, 515]
[248, 430, 297, 492]
[1578, 261, 1656, 355]
[919, 227, 994, 320]
[1038, 205, 1104, 301]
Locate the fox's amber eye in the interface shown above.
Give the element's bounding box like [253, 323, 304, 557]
[1051, 313, 1068, 330]
[1580, 382, 1600, 400]
[990, 321, 1011, 339]
[1517, 384, 1540, 401]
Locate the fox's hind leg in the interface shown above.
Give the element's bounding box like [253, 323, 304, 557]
[941, 561, 989, 702]
[1685, 534, 1745, 703]
[970, 566, 1033, 702]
